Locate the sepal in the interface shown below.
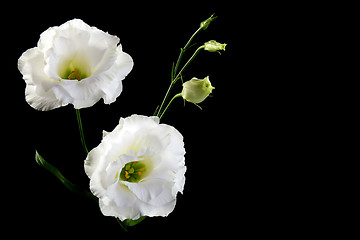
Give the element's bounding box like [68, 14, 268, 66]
[124, 216, 147, 227]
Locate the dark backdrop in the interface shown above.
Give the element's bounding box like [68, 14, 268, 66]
[4, 1, 304, 237]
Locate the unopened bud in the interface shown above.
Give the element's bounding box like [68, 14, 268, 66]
[181, 76, 215, 104]
[204, 40, 227, 53]
[200, 14, 217, 30]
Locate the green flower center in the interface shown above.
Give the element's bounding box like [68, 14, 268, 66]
[118, 161, 148, 183]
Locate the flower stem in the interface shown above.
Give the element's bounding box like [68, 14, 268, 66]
[75, 109, 89, 154]
[173, 26, 202, 78]
[156, 46, 204, 119]
[173, 46, 204, 84]
[156, 81, 175, 117]
[116, 218, 128, 232]
[159, 93, 182, 120]
[155, 25, 204, 119]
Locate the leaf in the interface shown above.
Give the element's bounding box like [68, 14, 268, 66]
[35, 150, 146, 231]
[124, 216, 147, 227]
[171, 61, 175, 81]
[115, 216, 147, 232]
[35, 150, 97, 203]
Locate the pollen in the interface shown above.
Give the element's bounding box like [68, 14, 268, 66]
[68, 69, 81, 80]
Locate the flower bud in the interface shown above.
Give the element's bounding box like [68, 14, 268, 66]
[181, 76, 215, 104]
[200, 14, 217, 30]
[204, 40, 227, 53]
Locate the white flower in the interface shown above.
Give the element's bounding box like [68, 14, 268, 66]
[84, 115, 186, 220]
[18, 19, 133, 111]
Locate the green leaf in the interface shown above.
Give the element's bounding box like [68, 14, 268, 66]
[35, 150, 146, 231]
[35, 150, 97, 203]
[115, 216, 147, 232]
[171, 61, 175, 81]
[124, 216, 147, 227]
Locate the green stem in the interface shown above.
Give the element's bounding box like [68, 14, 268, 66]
[156, 46, 204, 119]
[116, 218, 128, 232]
[76, 109, 89, 154]
[155, 26, 204, 119]
[159, 93, 182, 120]
[173, 46, 204, 84]
[156, 82, 174, 118]
[173, 26, 202, 78]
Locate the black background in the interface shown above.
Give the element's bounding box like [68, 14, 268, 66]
[4, 1, 316, 237]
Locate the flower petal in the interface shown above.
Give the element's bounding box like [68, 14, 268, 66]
[99, 47, 133, 104]
[46, 47, 133, 109]
[99, 197, 142, 221]
[18, 47, 63, 111]
[122, 179, 175, 206]
[107, 181, 137, 208]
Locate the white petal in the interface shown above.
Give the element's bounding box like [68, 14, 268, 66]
[51, 79, 103, 109]
[85, 145, 109, 199]
[121, 114, 160, 134]
[38, 26, 57, 52]
[107, 181, 137, 208]
[102, 178, 143, 220]
[99, 198, 141, 221]
[173, 166, 186, 195]
[85, 143, 107, 178]
[99, 48, 133, 104]
[53, 19, 120, 75]
[48, 47, 133, 109]
[18, 47, 63, 111]
[138, 199, 176, 218]
[122, 179, 175, 206]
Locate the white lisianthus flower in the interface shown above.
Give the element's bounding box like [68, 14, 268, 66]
[85, 115, 186, 220]
[18, 19, 133, 111]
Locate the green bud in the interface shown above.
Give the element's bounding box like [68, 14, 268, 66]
[200, 14, 217, 30]
[181, 76, 215, 104]
[204, 40, 227, 53]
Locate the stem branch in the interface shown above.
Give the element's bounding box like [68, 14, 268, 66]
[155, 26, 204, 119]
[173, 46, 204, 84]
[156, 46, 204, 119]
[159, 93, 182, 120]
[173, 27, 202, 78]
